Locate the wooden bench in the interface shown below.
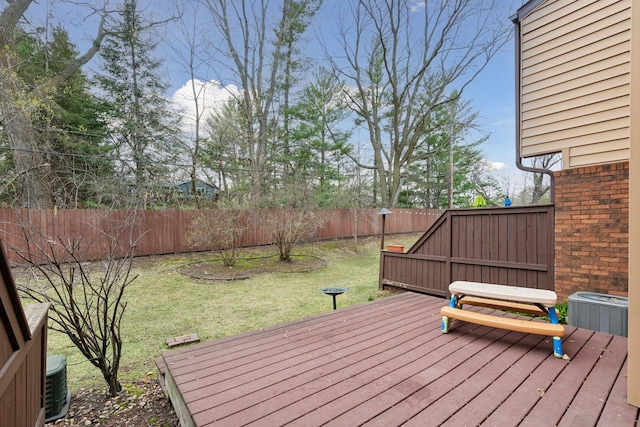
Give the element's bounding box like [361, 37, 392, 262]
[441, 281, 566, 359]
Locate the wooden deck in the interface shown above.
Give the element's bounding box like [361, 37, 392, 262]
[157, 292, 638, 426]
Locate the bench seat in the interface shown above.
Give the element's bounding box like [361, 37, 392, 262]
[449, 281, 557, 306]
[442, 281, 566, 359]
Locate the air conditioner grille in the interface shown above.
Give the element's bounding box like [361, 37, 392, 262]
[46, 355, 69, 421]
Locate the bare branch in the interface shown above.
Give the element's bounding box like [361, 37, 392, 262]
[325, 0, 512, 207]
[9, 210, 144, 397]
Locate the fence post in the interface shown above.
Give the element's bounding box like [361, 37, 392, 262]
[445, 211, 452, 294]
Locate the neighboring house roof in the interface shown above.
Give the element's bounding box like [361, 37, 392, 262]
[174, 179, 219, 199]
[175, 179, 218, 194]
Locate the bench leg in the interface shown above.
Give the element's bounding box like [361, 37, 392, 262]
[547, 306, 564, 358]
[442, 293, 460, 334]
[448, 294, 460, 308]
[442, 316, 450, 333]
[553, 336, 563, 358]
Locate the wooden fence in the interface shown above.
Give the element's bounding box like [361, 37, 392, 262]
[0, 208, 442, 265]
[0, 242, 49, 427]
[379, 205, 555, 296]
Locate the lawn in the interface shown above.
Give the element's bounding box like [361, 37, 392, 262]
[42, 232, 422, 391]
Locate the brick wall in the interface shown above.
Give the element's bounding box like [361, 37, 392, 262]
[554, 162, 629, 301]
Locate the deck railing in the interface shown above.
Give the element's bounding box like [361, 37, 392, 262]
[0, 242, 49, 427]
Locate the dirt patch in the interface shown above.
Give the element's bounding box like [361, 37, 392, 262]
[177, 254, 327, 281]
[47, 377, 178, 426]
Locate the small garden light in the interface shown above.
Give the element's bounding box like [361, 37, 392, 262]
[377, 208, 392, 250]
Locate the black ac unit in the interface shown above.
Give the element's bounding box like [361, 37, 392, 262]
[45, 355, 71, 422]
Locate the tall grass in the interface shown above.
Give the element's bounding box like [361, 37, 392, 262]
[43, 233, 421, 391]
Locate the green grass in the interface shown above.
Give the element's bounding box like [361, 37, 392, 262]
[42, 233, 422, 391]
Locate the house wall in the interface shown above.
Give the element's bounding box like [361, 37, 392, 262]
[519, 0, 631, 167]
[554, 162, 628, 301]
[627, 0, 639, 406]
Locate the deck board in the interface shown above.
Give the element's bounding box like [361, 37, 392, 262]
[332, 328, 517, 427]
[598, 357, 638, 425]
[402, 333, 548, 427]
[158, 292, 639, 426]
[195, 298, 448, 425]
[521, 329, 613, 426]
[285, 327, 512, 426]
[186, 296, 441, 411]
[441, 333, 550, 426]
[481, 327, 587, 427]
[558, 334, 628, 426]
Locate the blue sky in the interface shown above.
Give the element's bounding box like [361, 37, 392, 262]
[19, 0, 527, 188]
[465, 41, 518, 171]
[429, 1, 525, 184]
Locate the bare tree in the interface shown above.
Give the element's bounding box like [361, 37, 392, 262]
[511, 154, 560, 205]
[529, 154, 560, 204]
[327, 0, 513, 207]
[8, 211, 143, 397]
[329, 169, 375, 252]
[169, 2, 213, 208]
[0, 0, 107, 208]
[496, 169, 522, 203]
[186, 205, 248, 267]
[204, 98, 249, 197]
[95, 0, 180, 200]
[255, 181, 327, 261]
[201, 0, 321, 196]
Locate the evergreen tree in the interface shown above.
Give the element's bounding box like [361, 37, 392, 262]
[286, 68, 352, 206]
[94, 0, 179, 204]
[276, 0, 323, 182]
[203, 98, 251, 199]
[401, 95, 498, 208]
[0, 0, 106, 208]
[3, 28, 113, 208]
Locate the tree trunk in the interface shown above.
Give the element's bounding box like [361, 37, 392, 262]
[104, 369, 122, 397]
[531, 172, 549, 204]
[0, 77, 53, 207]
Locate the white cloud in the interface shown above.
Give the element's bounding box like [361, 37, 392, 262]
[410, 2, 426, 12]
[170, 79, 240, 134]
[483, 160, 508, 171]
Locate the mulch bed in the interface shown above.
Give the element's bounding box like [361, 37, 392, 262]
[177, 254, 327, 281]
[47, 377, 178, 427]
